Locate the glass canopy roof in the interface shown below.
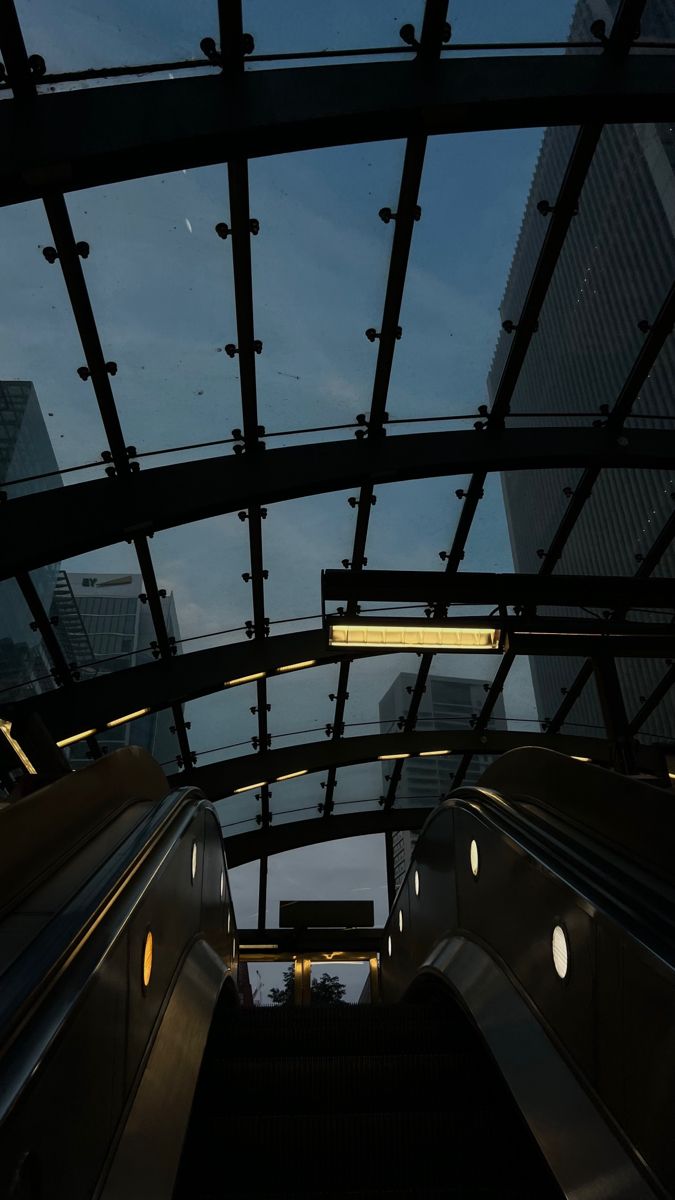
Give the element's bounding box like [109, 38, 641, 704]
[1, 0, 674, 926]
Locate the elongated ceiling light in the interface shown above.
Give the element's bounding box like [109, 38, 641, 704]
[276, 769, 309, 781]
[234, 781, 267, 794]
[277, 660, 316, 673]
[0, 719, 37, 774]
[328, 621, 500, 651]
[106, 707, 150, 728]
[56, 728, 97, 748]
[225, 672, 265, 687]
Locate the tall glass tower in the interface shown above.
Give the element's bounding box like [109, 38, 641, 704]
[489, 0, 675, 741]
[0, 381, 63, 701]
[51, 572, 181, 769]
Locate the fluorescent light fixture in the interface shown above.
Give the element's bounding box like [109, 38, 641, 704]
[669, 772, 675, 781]
[419, 749, 450, 756]
[56, 728, 97, 747]
[239, 943, 279, 950]
[277, 660, 316, 673]
[234, 781, 267, 794]
[329, 622, 500, 651]
[224, 672, 265, 687]
[276, 769, 309, 781]
[571, 755, 591, 762]
[379, 752, 410, 761]
[106, 707, 150, 728]
[0, 719, 37, 774]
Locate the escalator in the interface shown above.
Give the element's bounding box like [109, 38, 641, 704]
[0, 746, 673, 1198]
[175, 1001, 563, 1199]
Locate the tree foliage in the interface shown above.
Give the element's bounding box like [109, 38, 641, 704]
[268, 964, 347, 1006]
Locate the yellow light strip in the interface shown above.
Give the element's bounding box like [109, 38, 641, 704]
[419, 749, 451, 756]
[379, 752, 410, 761]
[668, 772, 675, 781]
[277, 660, 317, 673]
[0, 719, 37, 774]
[329, 623, 500, 651]
[56, 728, 98, 748]
[239, 944, 279, 950]
[106, 707, 150, 728]
[571, 756, 591, 762]
[276, 769, 309, 781]
[224, 672, 265, 687]
[234, 781, 267, 794]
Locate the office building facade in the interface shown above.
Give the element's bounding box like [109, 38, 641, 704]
[489, 0, 675, 741]
[380, 672, 506, 889]
[0, 381, 62, 702]
[51, 572, 181, 768]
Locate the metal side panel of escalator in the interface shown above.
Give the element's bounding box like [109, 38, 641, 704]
[0, 748, 238, 1200]
[382, 748, 675, 1200]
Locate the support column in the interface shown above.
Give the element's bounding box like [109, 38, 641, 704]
[592, 654, 635, 774]
[257, 854, 268, 929]
[385, 829, 397, 909]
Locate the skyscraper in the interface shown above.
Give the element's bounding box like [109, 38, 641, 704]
[51, 572, 181, 768]
[380, 672, 506, 889]
[489, 0, 675, 741]
[0, 381, 63, 701]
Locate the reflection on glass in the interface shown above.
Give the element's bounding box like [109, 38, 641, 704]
[249, 141, 405, 436]
[449, 1, 575, 45]
[16, 0, 216, 72]
[68, 167, 238, 467]
[0, 203, 110, 482]
[390, 128, 550, 423]
[244, 1, 424, 55]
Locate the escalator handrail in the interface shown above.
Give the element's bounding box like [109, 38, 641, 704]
[399, 786, 675, 965]
[0, 784, 213, 1119]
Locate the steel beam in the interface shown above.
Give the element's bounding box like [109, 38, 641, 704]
[546, 508, 675, 734]
[224, 807, 432, 868]
[0, 55, 673, 207]
[3, 427, 673, 580]
[322, 570, 675, 610]
[171, 729, 662, 802]
[323, 0, 449, 818]
[386, 0, 651, 805]
[629, 663, 675, 736]
[1, 630, 345, 744]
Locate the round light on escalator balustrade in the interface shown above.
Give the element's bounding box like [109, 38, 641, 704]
[191, 840, 198, 882]
[142, 930, 153, 991]
[414, 869, 420, 897]
[398, 909, 403, 933]
[552, 924, 569, 979]
[387, 935, 392, 957]
[220, 869, 224, 901]
[470, 839, 479, 878]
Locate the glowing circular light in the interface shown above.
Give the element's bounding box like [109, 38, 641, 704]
[387, 936, 392, 957]
[414, 869, 420, 897]
[220, 869, 224, 901]
[470, 839, 479, 878]
[552, 925, 569, 979]
[191, 840, 198, 882]
[398, 909, 404, 933]
[142, 930, 153, 990]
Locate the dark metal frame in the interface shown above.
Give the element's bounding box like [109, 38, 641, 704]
[0, 0, 673, 924]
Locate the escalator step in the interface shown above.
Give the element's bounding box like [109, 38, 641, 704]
[208, 1003, 480, 1059]
[198, 1052, 490, 1114]
[186, 1109, 561, 1194]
